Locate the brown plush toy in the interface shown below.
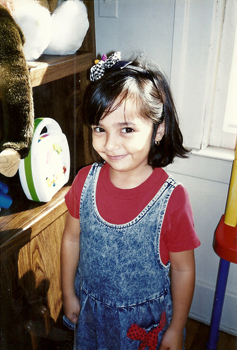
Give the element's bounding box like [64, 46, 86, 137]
[0, 2, 34, 177]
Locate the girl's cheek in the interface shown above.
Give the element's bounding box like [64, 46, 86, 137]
[131, 138, 149, 150]
[93, 137, 103, 151]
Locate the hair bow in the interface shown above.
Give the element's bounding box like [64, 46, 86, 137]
[127, 311, 166, 350]
[90, 51, 122, 81]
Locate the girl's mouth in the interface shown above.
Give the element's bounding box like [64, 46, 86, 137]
[107, 154, 127, 161]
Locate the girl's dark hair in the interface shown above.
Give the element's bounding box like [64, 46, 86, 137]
[83, 58, 189, 167]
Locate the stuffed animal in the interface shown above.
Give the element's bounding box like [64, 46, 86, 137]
[0, 2, 34, 177]
[11, 0, 89, 61]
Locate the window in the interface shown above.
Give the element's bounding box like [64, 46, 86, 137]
[171, 0, 236, 151]
[223, 36, 237, 135]
[208, 0, 237, 149]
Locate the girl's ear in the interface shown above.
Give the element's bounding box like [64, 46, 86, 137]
[155, 121, 165, 142]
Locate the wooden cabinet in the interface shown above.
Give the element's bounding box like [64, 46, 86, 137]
[0, 1, 95, 349]
[1, 188, 70, 349]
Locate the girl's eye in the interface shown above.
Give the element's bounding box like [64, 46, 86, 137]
[93, 126, 105, 133]
[121, 127, 134, 134]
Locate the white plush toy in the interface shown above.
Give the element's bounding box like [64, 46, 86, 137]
[9, 0, 89, 61]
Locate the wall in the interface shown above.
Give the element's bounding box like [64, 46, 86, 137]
[95, 0, 175, 79]
[93, 0, 237, 335]
[167, 154, 237, 336]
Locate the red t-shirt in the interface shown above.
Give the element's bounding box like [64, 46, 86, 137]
[65, 163, 200, 264]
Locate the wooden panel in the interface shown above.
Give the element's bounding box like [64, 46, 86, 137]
[0, 211, 69, 350]
[18, 211, 67, 322]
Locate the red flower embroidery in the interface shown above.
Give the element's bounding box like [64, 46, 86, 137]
[127, 311, 166, 350]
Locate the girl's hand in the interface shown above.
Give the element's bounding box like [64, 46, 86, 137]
[63, 293, 81, 324]
[159, 326, 183, 350]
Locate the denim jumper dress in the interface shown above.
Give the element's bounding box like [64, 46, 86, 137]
[66, 163, 180, 350]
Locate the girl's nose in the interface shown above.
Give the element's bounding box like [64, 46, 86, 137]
[104, 133, 119, 151]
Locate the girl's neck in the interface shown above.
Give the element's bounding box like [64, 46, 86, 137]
[109, 164, 153, 189]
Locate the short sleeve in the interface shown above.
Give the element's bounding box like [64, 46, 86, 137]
[163, 185, 200, 253]
[65, 165, 91, 219]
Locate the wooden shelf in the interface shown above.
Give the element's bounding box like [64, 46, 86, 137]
[29, 51, 93, 87]
[0, 186, 70, 261]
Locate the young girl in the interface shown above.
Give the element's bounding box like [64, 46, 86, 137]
[61, 52, 200, 350]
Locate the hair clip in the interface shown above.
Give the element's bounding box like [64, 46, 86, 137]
[90, 52, 121, 81]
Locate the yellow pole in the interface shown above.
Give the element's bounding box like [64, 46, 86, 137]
[224, 144, 237, 227]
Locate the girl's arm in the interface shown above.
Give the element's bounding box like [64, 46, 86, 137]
[159, 249, 195, 350]
[61, 212, 81, 324]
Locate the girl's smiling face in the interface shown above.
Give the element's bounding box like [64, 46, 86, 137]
[92, 99, 164, 184]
